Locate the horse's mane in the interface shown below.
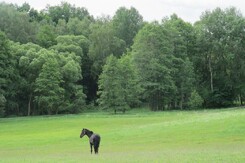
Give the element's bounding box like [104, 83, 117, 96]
[85, 128, 93, 134]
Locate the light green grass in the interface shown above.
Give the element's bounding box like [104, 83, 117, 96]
[0, 108, 245, 162]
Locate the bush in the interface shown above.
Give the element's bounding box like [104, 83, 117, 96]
[188, 90, 204, 109]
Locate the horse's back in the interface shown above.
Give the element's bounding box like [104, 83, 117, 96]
[90, 134, 101, 145]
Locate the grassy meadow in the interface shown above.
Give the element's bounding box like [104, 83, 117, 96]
[0, 108, 245, 162]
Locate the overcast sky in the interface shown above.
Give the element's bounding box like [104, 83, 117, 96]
[1, 0, 245, 23]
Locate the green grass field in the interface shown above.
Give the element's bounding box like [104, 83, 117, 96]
[0, 108, 245, 162]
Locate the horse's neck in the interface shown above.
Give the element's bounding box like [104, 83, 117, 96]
[86, 131, 93, 138]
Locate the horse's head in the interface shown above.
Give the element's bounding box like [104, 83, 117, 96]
[80, 128, 86, 138]
[80, 128, 93, 138]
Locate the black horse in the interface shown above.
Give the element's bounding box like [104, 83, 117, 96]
[80, 128, 101, 154]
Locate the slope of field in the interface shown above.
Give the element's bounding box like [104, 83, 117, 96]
[0, 108, 245, 162]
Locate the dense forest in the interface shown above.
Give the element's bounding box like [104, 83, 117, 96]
[0, 2, 244, 117]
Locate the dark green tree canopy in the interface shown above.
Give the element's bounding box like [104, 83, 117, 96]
[1, 2, 245, 117]
[112, 7, 143, 48]
[0, 3, 37, 43]
[194, 7, 245, 106]
[44, 2, 92, 24]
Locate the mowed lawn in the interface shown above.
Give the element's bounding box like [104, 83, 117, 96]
[0, 108, 245, 162]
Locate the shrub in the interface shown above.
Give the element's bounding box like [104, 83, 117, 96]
[188, 90, 204, 109]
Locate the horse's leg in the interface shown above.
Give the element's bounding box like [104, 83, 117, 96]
[94, 145, 98, 154]
[90, 143, 93, 154]
[94, 141, 99, 154]
[95, 147, 99, 154]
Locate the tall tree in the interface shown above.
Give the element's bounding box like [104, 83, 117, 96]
[0, 94, 6, 117]
[46, 2, 73, 24]
[0, 31, 14, 116]
[0, 2, 37, 43]
[194, 7, 245, 107]
[10, 41, 86, 116]
[45, 2, 92, 24]
[112, 7, 143, 48]
[132, 23, 176, 110]
[88, 17, 125, 80]
[98, 54, 141, 112]
[0, 33, 24, 116]
[98, 55, 127, 112]
[17, 2, 30, 12]
[51, 35, 89, 58]
[34, 58, 64, 115]
[16, 42, 42, 115]
[119, 54, 142, 107]
[67, 17, 92, 37]
[163, 15, 195, 109]
[50, 35, 89, 104]
[36, 25, 57, 48]
[56, 19, 68, 35]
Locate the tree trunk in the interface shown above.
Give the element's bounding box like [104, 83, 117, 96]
[180, 92, 184, 110]
[27, 93, 32, 116]
[208, 55, 214, 92]
[240, 92, 243, 106]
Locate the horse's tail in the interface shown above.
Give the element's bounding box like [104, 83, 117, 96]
[94, 135, 101, 154]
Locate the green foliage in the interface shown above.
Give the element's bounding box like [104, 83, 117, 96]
[88, 18, 126, 78]
[98, 55, 127, 112]
[0, 32, 20, 115]
[98, 54, 141, 112]
[56, 19, 68, 35]
[0, 3, 37, 43]
[45, 2, 73, 24]
[29, 8, 43, 22]
[51, 34, 89, 57]
[71, 86, 86, 113]
[0, 93, 6, 117]
[194, 7, 245, 107]
[0, 31, 11, 94]
[188, 90, 204, 109]
[8, 41, 86, 115]
[17, 2, 30, 12]
[51, 34, 87, 110]
[119, 54, 142, 107]
[11, 42, 43, 116]
[45, 2, 92, 24]
[67, 17, 92, 37]
[37, 25, 57, 48]
[132, 22, 176, 110]
[34, 58, 65, 114]
[1, 1, 245, 116]
[163, 15, 196, 109]
[112, 7, 143, 48]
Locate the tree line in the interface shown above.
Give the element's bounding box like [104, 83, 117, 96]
[0, 2, 244, 116]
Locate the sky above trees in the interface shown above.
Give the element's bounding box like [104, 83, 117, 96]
[2, 0, 245, 23]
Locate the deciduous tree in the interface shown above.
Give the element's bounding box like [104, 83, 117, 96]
[98, 55, 126, 112]
[35, 58, 64, 115]
[132, 23, 176, 110]
[112, 7, 143, 48]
